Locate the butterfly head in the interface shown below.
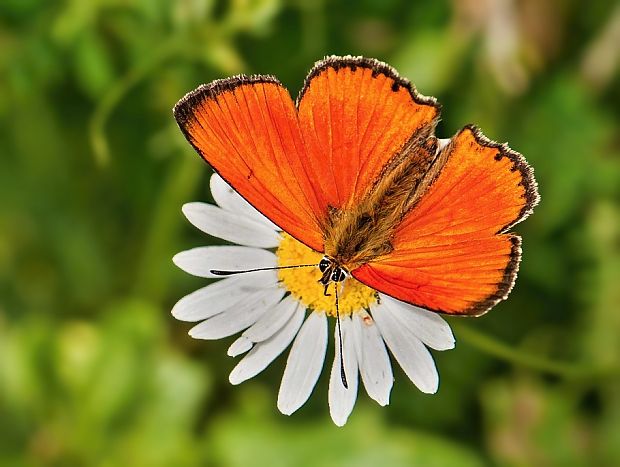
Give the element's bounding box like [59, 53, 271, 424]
[318, 256, 349, 290]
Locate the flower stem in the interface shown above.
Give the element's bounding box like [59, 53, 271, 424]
[451, 321, 618, 380]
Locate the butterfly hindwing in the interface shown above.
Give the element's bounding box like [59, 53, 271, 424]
[352, 126, 539, 316]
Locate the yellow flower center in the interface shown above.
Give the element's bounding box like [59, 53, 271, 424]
[276, 233, 377, 317]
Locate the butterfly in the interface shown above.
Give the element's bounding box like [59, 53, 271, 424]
[173, 55, 539, 318]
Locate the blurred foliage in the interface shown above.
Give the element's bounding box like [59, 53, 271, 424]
[1, 0, 620, 465]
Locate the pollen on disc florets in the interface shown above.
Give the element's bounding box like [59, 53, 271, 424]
[276, 233, 378, 317]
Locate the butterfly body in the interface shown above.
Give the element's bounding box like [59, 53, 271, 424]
[323, 133, 440, 270]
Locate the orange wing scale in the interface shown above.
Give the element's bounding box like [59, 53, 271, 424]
[353, 126, 538, 315]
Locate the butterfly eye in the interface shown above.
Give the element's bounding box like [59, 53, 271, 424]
[332, 267, 347, 282]
[319, 257, 330, 272]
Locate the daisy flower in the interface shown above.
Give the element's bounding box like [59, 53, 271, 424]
[172, 173, 456, 426]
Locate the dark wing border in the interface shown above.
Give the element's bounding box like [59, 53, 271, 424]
[296, 55, 441, 113]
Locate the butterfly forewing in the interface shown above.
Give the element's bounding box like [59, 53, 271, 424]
[174, 76, 325, 251]
[297, 56, 441, 212]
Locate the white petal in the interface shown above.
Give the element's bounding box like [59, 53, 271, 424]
[328, 316, 359, 426]
[380, 294, 455, 351]
[437, 137, 451, 153]
[171, 273, 276, 322]
[371, 302, 439, 394]
[242, 296, 298, 343]
[173, 246, 276, 278]
[188, 287, 285, 340]
[229, 303, 305, 385]
[210, 174, 279, 230]
[351, 312, 393, 406]
[182, 202, 280, 248]
[228, 336, 253, 357]
[277, 312, 327, 415]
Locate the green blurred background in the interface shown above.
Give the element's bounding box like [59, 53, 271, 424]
[1, 0, 620, 465]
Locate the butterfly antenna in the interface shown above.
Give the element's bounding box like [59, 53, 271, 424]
[335, 282, 348, 389]
[210, 263, 316, 276]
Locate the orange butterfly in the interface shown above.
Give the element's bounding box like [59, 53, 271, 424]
[173, 55, 539, 317]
